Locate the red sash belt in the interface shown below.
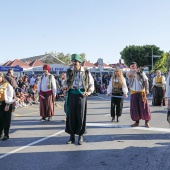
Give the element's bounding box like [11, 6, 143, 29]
[39, 90, 52, 100]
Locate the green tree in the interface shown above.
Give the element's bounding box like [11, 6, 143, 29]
[57, 53, 71, 65]
[120, 45, 163, 71]
[167, 52, 170, 72]
[153, 53, 167, 73]
[80, 53, 86, 61]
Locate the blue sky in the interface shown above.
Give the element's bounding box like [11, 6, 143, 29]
[0, 0, 170, 64]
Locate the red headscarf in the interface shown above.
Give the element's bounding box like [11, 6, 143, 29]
[43, 64, 50, 72]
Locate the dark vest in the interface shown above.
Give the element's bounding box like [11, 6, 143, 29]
[66, 68, 89, 91]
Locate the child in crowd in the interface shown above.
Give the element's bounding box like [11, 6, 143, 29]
[100, 85, 107, 94]
[34, 90, 39, 104]
[14, 92, 23, 108]
[16, 92, 27, 107]
[27, 94, 34, 105]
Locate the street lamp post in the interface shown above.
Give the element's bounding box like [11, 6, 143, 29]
[149, 49, 161, 71]
[98, 58, 103, 86]
[152, 49, 153, 71]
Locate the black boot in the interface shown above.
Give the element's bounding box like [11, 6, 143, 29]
[0, 133, 3, 139]
[145, 120, 150, 128]
[66, 134, 75, 144]
[111, 117, 115, 122]
[2, 135, 9, 141]
[117, 116, 119, 122]
[47, 117, 52, 121]
[167, 111, 170, 124]
[78, 135, 83, 145]
[40, 117, 46, 121]
[3, 128, 9, 141]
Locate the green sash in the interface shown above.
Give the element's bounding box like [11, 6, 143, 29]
[65, 89, 85, 115]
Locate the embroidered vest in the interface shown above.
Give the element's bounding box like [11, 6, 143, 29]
[112, 80, 123, 94]
[66, 68, 89, 91]
[155, 76, 162, 83]
[40, 74, 53, 90]
[0, 82, 9, 101]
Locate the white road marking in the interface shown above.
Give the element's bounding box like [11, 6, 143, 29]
[0, 130, 64, 160]
[11, 120, 44, 124]
[87, 123, 170, 133]
[88, 101, 110, 104]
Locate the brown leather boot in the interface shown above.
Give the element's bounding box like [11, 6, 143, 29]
[131, 121, 139, 127]
[145, 121, 150, 128]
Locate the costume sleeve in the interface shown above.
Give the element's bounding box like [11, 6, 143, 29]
[5, 84, 14, 104]
[162, 76, 166, 85]
[122, 77, 128, 95]
[142, 72, 148, 81]
[87, 72, 94, 95]
[126, 70, 134, 79]
[152, 77, 156, 86]
[51, 75, 57, 96]
[165, 76, 170, 97]
[106, 78, 112, 94]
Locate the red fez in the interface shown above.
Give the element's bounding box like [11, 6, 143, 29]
[43, 64, 50, 72]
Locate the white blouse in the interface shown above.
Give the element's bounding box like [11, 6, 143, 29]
[37, 73, 57, 96]
[4, 83, 14, 104]
[107, 77, 128, 95]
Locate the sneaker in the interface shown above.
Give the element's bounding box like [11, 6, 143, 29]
[22, 103, 27, 107]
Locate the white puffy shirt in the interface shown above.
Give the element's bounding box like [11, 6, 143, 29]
[107, 77, 128, 95]
[128, 72, 148, 91]
[4, 83, 14, 104]
[37, 74, 57, 96]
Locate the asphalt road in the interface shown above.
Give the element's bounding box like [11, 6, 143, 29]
[0, 94, 170, 170]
